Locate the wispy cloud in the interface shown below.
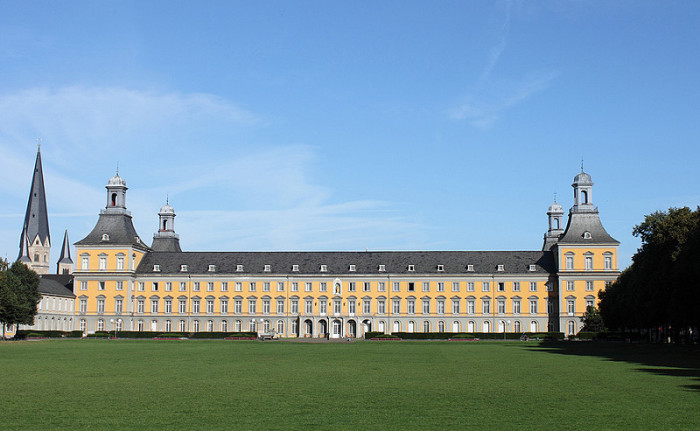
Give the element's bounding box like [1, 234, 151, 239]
[450, 1, 558, 127]
[0, 86, 429, 261]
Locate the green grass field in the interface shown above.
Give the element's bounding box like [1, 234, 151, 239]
[1, 340, 698, 430]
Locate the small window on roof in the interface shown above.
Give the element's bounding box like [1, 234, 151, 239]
[153, 265, 160, 272]
[378, 264, 386, 272]
[529, 264, 536, 272]
[180, 264, 188, 272]
[583, 231, 592, 239]
[264, 264, 271, 272]
[320, 265, 328, 272]
[408, 264, 415, 272]
[208, 265, 216, 272]
[236, 264, 244, 272]
[349, 265, 356, 272]
[101, 234, 109, 241]
[497, 264, 504, 272]
[437, 264, 444, 272]
[466, 264, 474, 272]
[292, 265, 299, 272]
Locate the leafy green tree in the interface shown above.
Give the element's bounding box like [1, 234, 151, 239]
[0, 260, 41, 338]
[580, 306, 606, 332]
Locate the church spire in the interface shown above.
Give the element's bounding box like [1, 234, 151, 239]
[57, 230, 73, 274]
[19, 147, 51, 273]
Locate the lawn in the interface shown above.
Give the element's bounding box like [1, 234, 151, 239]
[0, 340, 698, 430]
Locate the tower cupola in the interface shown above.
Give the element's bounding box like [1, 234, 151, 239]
[105, 171, 128, 214]
[542, 197, 565, 251]
[572, 168, 594, 212]
[151, 198, 182, 252]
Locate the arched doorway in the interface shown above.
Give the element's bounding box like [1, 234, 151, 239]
[348, 320, 356, 338]
[362, 319, 371, 334]
[318, 320, 328, 338]
[331, 319, 342, 338]
[304, 319, 313, 337]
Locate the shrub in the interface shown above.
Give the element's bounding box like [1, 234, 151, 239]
[190, 331, 256, 339]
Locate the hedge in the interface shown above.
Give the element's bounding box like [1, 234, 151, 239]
[189, 332, 256, 339]
[14, 330, 83, 339]
[365, 331, 565, 341]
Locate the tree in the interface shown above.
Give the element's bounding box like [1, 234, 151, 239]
[580, 305, 606, 332]
[599, 206, 700, 341]
[0, 260, 41, 338]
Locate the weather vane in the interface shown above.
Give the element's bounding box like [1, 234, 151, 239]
[36, 137, 42, 151]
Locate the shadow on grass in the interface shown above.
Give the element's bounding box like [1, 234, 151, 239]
[528, 341, 700, 393]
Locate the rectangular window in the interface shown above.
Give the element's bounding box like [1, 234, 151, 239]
[585, 256, 593, 270]
[408, 282, 415, 292]
[263, 299, 270, 314]
[319, 301, 327, 315]
[116, 256, 124, 270]
[349, 300, 356, 315]
[290, 299, 299, 314]
[604, 256, 613, 270]
[529, 282, 537, 292]
[81, 256, 89, 270]
[207, 282, 214, 292]
[319, 282, 327, 292]
[482, 282, 490, 292]
[377, 300, 386, 315]
[467, 282, 475, 292]
[278, 281, 285, 292]
[407, 300, 415, 314]
[193, 282, 200, 291]
[206, 299, 214, 314]
[80, 281, 87, 291]
[248, 299, 256, 314]
[234, 299, 242, 314]
[151, 299, 159, 314]
[335, 300, 342, 314]
[79, 299, 87, 313]
[513, 300, 521, 314]
[99, 257, 107, 271]
[99, 281, 106, 291]
[152, 282, 159, 292]
[192, 299, 200, 314]
[567, 281, 575, 291]
[97, 299, 105, 314]
[586, 299, 594, 309]
[529, 300, 538, 314]
[497, 299, 505, 314]
[497, 282, 505, 292]
[452, 299, 460, 314]
[291, 282, 299, 292]
[165, 282, 172, 292]
[263, 282, 271, 292]
[513, 281, 520, 292]
[137, 299, 145, 314]
[115, 298, 123, 314]
[437, 282, 445, 292]
[567, 299, 575, 315]
[276, 299, 284, 314]
[116, 281, 123, 291]
[305, 299, 313, 314]
[363, 282, 371, 292]
[305, 282, 313, 292]
[467, 299, 475, 314]
[180, 282, 187, 291]
[422, 282, 430, 292]
[566, 255, 574, 270]
[235, 282, 242, 292]
[452, 282, 460, 292]
[249, 282, 256, 292]
[165, 299, 172, 314]
[348, 282, 356, 292]
[482, 300, 490, 314]
[179, 299, 187, 314]
[378, 282, 386, 292]
[586, 281, 594, 291]
[437, 300, 445, 315]
[363, 299, 371, 314]
[392, 299, 400, 314]
[392, 282, 400, 292]
[221, 282, 228, 292]
[422, 299, 430, 314]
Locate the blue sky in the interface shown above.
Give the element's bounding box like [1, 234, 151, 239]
[1, 1, 699, 270]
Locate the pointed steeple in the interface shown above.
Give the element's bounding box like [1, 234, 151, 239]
[18, 230, 32, 264]
[57, 230, 73, 274]
[18, 146, 51, 273]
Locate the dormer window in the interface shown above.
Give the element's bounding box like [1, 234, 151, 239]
[153, 265, 160, 272]
[101, 234, 109, 241]
[466, 265, 474, 272]
[378, 264, 386, 272]
[180, 264, 188, 272]
[320, 265, 328, 272]
[292, 265, 299, 272]
[349, 265, 356, 272]
[208, 265, 216, 272]
[497, 264, 504, 272]
[236, 264, 244, 272]
[264, 264, 271, 272]
[408, 264, 415, 272]
[437, 265, 444, 272]
[529, 265, 536, 272]
[583, 231, 592, 239]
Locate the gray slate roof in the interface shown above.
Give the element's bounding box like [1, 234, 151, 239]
[75, 213, 150, 250]
[151, 237, 182, 252]
[39, 275, 75, 298]
[137, 250, 555, 276]
[559, 211, 619, 245]
[19, 150, 50, 255]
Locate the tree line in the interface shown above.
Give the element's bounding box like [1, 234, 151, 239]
[598, 206, 700, 341]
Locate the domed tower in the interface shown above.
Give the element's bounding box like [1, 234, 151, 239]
[151, 200, 182, 252]
[542, 198, 564, 251]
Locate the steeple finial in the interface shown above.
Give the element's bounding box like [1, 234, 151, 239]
[581, 158, 584, 172]
[553, 192, 557, 203]
[36, 137, 42, 152]
[166, 194, 169, 205]
[116, 161, 119, 176]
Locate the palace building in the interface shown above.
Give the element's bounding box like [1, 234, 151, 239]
[69, 167, 620, 338]
[11, 148, 620, 338]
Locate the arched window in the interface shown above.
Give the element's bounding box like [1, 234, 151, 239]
[530, 321, 538, 332]
[438, 321, 445, 333]
[393, 321, 400, 333]
[568, 320, 576, 336]
[581, 190, 588, 204]
[235, 320, 242, 332]
[452, 321, 460, 332]
[423, 321, 430, 332]
[111, 193, 117, 206]
[276, 320, 284, 334]
[192, 320, 200, 332]
[483, 321, 490, 332]
[513, 321, 521, 332]
[407, 321, 415, 333]
[467, 321, 475, 332]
